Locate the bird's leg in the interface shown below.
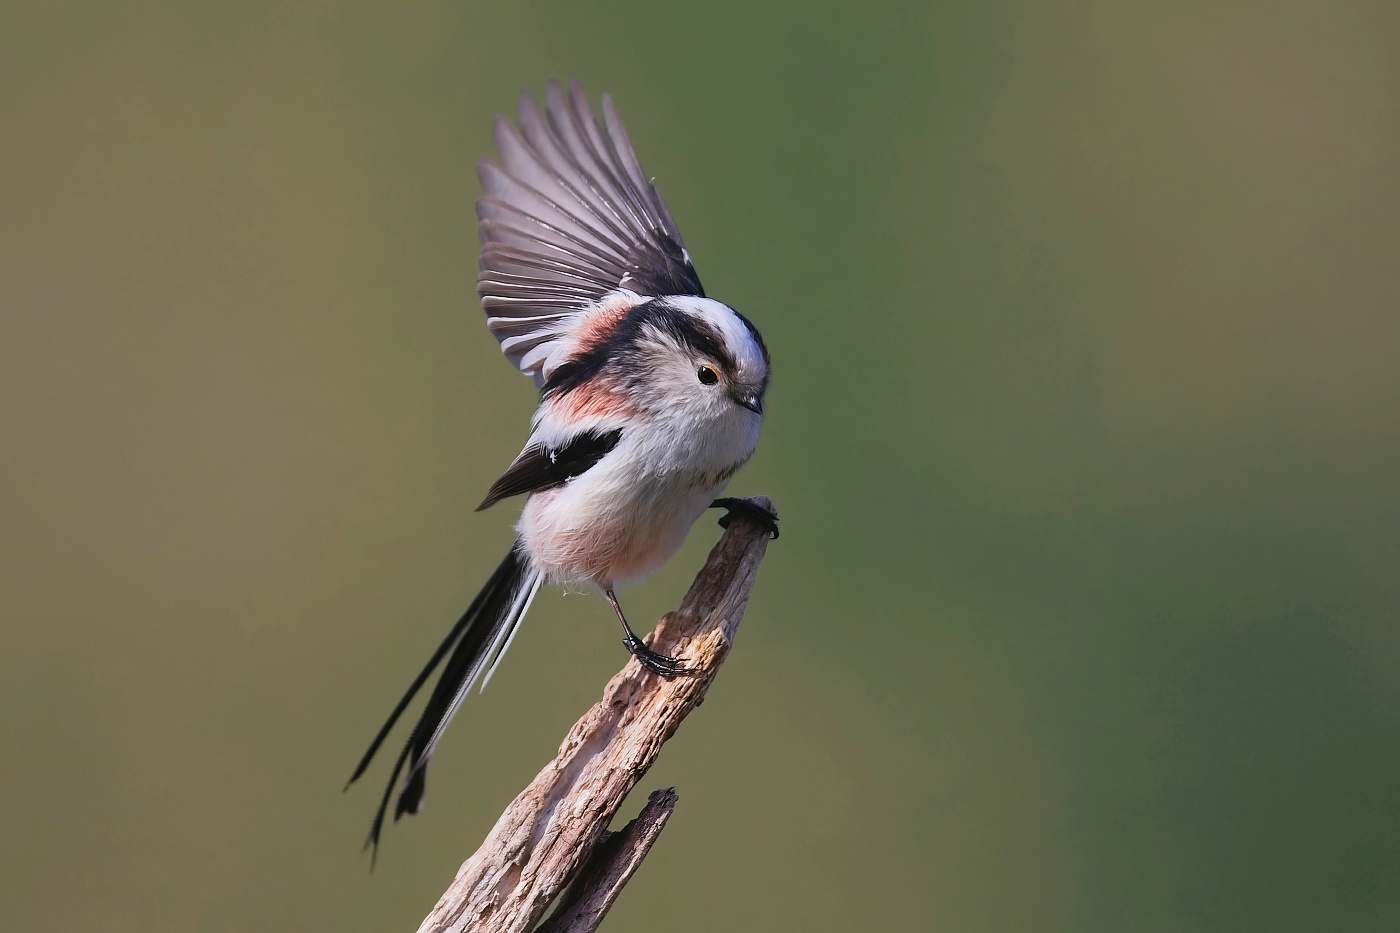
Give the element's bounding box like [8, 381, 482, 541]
[711, 497, 780, 539]
[605, 587, 688, 677]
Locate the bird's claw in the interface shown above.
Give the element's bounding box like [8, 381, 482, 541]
[711, 497, 780, 539]
[622, 633, 689, 678]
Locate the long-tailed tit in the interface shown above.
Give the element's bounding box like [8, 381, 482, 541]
[345, 79, 774, 855]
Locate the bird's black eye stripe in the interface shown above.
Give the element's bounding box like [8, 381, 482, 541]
[543, 298, 738, 400]
[697, 365, 719, 385]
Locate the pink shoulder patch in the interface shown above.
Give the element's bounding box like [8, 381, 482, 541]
[549, 378, 639, 421]
[543, 291, 644, 420]
[572, 293, 635, 355]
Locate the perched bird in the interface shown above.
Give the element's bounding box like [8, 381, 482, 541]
[346, 78, 775, 856]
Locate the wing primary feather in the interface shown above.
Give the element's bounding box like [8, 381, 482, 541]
[545, 79, 654, 241]
[496, 107, 643, 248]
[478, 198, 629, 272]
[484, 253, 612, 290]
[477, 165, 632, 263]
[480, 280, 593, 302]
[516, 91, 644, 238]
[480, 223, 625, 282]
[556, 79, 654, 238]
[567, 79, 659, 237]
[476, 79, 705, 382]
[601, 93, 686, 243]
[598, 95, 656, 222]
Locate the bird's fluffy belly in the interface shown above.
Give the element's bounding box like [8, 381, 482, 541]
[517, 468, 723, 587]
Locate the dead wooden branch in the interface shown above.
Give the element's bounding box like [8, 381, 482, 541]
[535, 787, 678, 933]
[415, 497, 777, 933]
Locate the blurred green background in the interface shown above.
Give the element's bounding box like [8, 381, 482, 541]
[3, 1, 1398, 930]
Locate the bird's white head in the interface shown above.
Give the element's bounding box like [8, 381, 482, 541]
[623, 295, 770, 422]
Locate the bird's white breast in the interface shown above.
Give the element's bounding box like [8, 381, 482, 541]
[517, 405, 760, 587]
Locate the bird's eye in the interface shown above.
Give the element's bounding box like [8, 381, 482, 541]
[697, 365, 719, 386]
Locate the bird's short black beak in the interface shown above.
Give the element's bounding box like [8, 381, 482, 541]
[732, 389, 764, 415]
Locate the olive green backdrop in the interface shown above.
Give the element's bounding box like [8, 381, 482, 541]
[3, 2, 1398, 931]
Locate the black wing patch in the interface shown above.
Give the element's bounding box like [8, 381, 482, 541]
[624, 232, 704, 298]
[476, 428, 624, 511]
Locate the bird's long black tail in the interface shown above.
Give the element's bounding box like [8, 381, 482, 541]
[345, 543, 542, 861]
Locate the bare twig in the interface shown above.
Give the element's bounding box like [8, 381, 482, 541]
[535, 787, 679, 933]
[415, 497, 777, 933]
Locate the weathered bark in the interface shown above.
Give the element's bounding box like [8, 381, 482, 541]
[415, 497, 776, 933]
[535, 787, 678, 933]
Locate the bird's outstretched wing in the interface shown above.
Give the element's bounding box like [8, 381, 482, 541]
[477, 78, 704, 386]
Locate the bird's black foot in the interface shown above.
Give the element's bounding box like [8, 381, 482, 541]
[622, 632, 688, 678]
[711, 497, 780, 539]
